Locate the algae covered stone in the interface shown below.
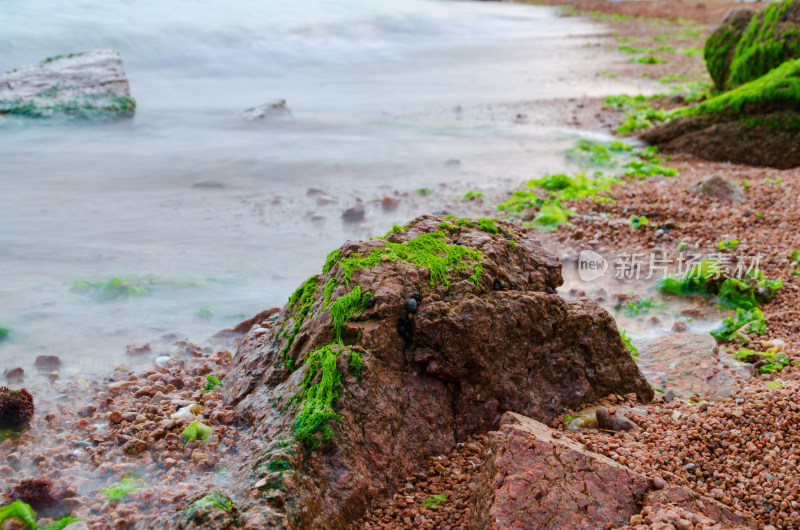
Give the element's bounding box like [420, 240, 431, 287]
[224, 215, 652, 528]
[0, 49, 135, 121]
[642, 57, 800, 168]
[706, 0, 800, 90]
[704, 7, 757, 91]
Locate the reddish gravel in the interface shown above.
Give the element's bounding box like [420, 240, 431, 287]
[351, 436, 488, 530]
[561, 381, 800, 529]
[0, 344, 240, 528]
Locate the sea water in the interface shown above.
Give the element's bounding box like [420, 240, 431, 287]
[0, 0, 647, 377]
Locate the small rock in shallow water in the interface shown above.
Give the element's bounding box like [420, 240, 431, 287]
[126, 343, 152, 356]
[342, 204, 365, 223]
[154, 356, 171, 366]
[35, 355, 61, 371]
[192, 180, 224, 189]
[381, 196, 399, 210]
[596, 407, 636, 431]
[4, 367, 24, 383]
[241, 99, 291, 121]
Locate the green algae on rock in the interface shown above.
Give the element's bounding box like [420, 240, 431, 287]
[641, 56, 800, 167]
[723, 0, 800, 90]
[338, 231, 484, 288]
[704, 7, 758, 91]
[0, 49, 135, 122]
[224, 214, 651, 528]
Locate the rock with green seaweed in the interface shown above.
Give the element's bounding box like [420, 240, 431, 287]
[646, 28, 800, 167]
[171, 491, 239, 529]
[5, 477, 74, 519]
[0, 49, 135, 122]
[708, 0, 800, 90]
[704, 7, 758, 91]
[223, 215, 651, 528]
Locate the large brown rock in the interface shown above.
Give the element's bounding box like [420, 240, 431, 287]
[224, 215, 652, 528]
[470, 412, 752, 529]
[641, 112, 800, 169]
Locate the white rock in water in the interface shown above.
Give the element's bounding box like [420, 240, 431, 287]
[155, 355, 171, 366]
[242, 99, 292, 121]
[0, 49, 135, 120]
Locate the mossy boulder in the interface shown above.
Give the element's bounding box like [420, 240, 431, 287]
[706, 0, 800, 91]
[705, 7, 757, 91]
[643, 58, 800, 168]
[0, 49, 135, 121]
[223, 215, 652, 528]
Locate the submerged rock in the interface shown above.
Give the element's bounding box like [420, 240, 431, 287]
[224, 215, 652, 528]
[636, 333, 753, 399]
[0, 49, 135, 120]
[471, 413, 751, 529]
[241, 99, 291, 121]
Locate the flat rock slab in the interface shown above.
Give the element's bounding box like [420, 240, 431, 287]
[635, 333, 753, 399]
[471, 412, 752, 530]
[0, 49, 135, 120]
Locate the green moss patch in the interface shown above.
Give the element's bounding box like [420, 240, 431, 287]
[329, 286, 371, 343]
[421, 494, 448, 508]
[726, 0, 800, 88]
[692, 57, 800, 119]
[338, 232, 483, 288]
[294, 344, 343, 447]
[103, 473, 143, 503]
[282, 275, 320, 359]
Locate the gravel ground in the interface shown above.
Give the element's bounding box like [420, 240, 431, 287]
[561, 383, 800, 529]
[0, 343, 240, 528]
[351, 437, 488, 530]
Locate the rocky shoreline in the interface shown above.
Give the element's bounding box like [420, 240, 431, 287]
[4, 1, 800, 529]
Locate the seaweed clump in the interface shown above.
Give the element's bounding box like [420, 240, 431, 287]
[294, 344, 343, 447]
[0, 500, 36, 529]
[690, 57, 800, 121]
[658, 259, 782, 342]
[339, 232, 484, 288]
[5, 478, 60, 512]
[183, 492, 235, 523]
[0, 388, 34, 430]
